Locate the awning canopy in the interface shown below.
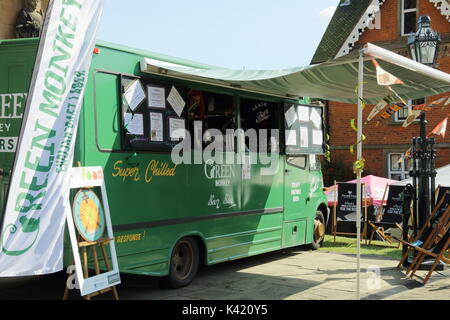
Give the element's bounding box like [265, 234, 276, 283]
[141, 43, 450, 104]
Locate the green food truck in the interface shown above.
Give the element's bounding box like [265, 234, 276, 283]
[0, 38, 329, 288]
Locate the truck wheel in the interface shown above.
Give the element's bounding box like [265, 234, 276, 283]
[161, 237, 199, 289]
[308, 211, 325, 250]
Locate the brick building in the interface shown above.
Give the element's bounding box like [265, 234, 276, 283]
[0, 0, 49, 39]
[312, 0, 450, 186]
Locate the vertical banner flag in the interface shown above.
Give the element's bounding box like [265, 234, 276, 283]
[0, 0, 104, 276]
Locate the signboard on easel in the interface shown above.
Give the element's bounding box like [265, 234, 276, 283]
[65, 166, 120, 297]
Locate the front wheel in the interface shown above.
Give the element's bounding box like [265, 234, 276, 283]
[308, 211, 326, 250]
[161, 237, 199, 289]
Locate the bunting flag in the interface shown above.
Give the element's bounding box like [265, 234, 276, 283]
[412, 104, 431, 111]
[366, 95, 396, 123]
[444, 97, 450, 109]
[404, 147, 412, 159]
[430, 117, 448, 138]
[397, 147, 412, 165]
[371, 59, 404, 86]
[375, 102, 405, 126]
[412, 95, 449, 112]
[387, 86, 407, 105]
[402, 110, 422, 128]
[429, 97, 448, 107]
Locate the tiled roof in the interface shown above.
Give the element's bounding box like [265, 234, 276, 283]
[311, 0, 374, 64]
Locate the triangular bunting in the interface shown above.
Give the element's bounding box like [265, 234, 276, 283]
[430, 117, 448, 138]
[402, 110, 422, 128]
[371, 59, 404, 86]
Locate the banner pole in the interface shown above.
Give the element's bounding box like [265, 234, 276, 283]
[356, 49, 365, 300]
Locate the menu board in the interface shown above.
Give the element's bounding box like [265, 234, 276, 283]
[383, 185, 405, 223]
[336, 182, 364, 221]
[284, 103, 325, 155]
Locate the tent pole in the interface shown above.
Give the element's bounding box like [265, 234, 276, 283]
[356, 49, 364, 300]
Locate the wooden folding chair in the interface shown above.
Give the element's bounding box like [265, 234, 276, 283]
[332, 181, 368, 243]
[408, 228, 450, 285]
[368, 184, 405, 248]
[436, 185, 450, 205]
[396, 191, 450, 269]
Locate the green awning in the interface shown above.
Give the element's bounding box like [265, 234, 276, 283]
[140, 43, 450, 104]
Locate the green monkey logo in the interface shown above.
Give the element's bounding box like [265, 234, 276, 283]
[1, 216, 40, 256]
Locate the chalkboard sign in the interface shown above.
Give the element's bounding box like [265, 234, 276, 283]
[381, 185, 405, 224]
[336, 182, 365, 221]
[284, 103, 325, 155]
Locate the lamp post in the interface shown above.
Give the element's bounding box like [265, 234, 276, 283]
[405, 16, 440, 266]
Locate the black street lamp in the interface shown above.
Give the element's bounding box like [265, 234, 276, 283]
[407, 15, 441, 67]
[404, 16, 440, 267]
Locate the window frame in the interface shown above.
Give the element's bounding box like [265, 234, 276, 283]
[401, 0, 418, 36]
[388, 152, 412, 181]
[119, 75, 189, 153]
[393, 98, 425, 123]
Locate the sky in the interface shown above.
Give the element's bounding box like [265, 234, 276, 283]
[97, 0, 339, 70]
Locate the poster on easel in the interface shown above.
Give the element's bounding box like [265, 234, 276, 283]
[65, 166, 120, 297]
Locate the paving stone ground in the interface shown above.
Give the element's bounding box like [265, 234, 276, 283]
[0, 248, 448, 300]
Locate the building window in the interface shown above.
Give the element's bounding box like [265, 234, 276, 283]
[388, 153, 413, 180]
[394, 98, 425, 122]
[401, 0, 418, 36]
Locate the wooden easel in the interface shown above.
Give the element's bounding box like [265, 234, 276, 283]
[63, 163, 120, 300]
[63, 236, 119, 300]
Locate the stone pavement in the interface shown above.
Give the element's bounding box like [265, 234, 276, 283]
[0, 248, 448, 300]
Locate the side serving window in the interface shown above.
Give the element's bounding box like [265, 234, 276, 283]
[120, 76, 187, 152]
[240, 98, 279, 153]
[283, 103, 325, 156]
[187, 90, 235, 151]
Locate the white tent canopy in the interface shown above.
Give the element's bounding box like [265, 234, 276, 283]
[392, 164, 450, 188]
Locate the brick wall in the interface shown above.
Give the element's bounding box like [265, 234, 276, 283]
[325, 0, 450, 185]
[358, 0, 450, 43]
[0, 0, 49, 39]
